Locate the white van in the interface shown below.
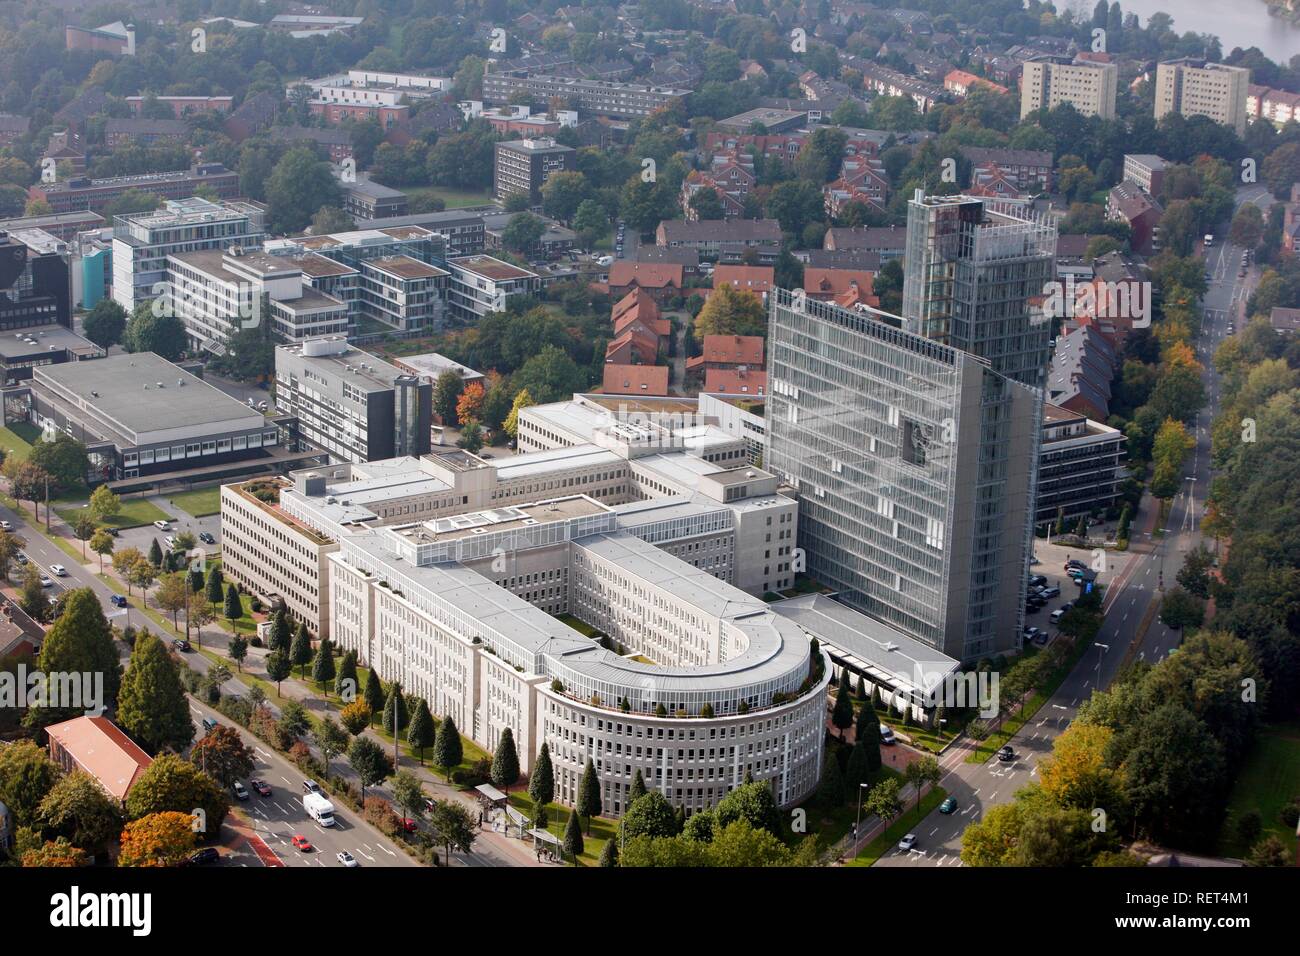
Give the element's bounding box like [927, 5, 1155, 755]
[153, 520, 172, 531]
[303, 791, 335, 827]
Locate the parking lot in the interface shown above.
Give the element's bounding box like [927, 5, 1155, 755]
[1021, 539, 1134, 649]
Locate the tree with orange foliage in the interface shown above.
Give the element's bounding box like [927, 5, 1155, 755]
[22, 838, 89, 867]
[456, 381, 486, 428]
[118, 811, 198, 867]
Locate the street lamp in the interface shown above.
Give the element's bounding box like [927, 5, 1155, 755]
[853, 782, 870, 860]
[1094, 642, 1110, 685]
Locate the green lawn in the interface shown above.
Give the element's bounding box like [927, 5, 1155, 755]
[56, 497, 170, 530]
[792, 763, 902, 849]
[506, 792, 617, 866]
[0, 422, 41, 462]
[405, 185, 493, 209]
[167, 487, 222, 518]
[1220, 721, 1300, 858]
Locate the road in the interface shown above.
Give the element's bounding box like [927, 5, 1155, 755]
[873, 186, 1261, 867]
[187, 697, 417, 868]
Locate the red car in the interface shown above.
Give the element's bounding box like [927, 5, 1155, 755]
[399, 818, 419, 833]
[291, 834, 313, 852]
[251, 779, 272, 797]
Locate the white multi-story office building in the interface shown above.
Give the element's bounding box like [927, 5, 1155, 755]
[110, 197, 264, 313]
[445, 255, 541, 320]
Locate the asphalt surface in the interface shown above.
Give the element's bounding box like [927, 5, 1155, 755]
[873, 185, 1262, 867]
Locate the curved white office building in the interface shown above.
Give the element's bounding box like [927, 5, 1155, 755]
[279, 456, 828, 816]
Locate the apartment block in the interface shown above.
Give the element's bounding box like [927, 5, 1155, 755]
[481, 71, 690, 119]
[444, 255, 541, 321]
[1020, 56, 1118, 120]
[1154, 59, 1250, 136]
[30, 164, 240, 216]
[494, 137, 576, 205]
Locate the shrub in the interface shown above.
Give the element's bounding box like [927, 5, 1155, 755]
[364, 795, 400, 836]
[288, 740, 312, 768]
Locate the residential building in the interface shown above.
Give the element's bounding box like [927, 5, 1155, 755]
[823, 225, 906, 260]
[493, 137, 576, 205]
[65, 21, 133, 56]
[957, 147, 1053, 193]
[765, 289, 1041, 661]
[1047, 325, 1119, 421]
[602, 363, 669, 395]
[125, 95, 232, 117]
[275, 337, 432, 463]
[1020, 56, 1118, 120]
[1122, 154, 1168, 197]
[606, 262, 684, 304]
[656, 219, 782, 264]
[1154, 59, 1250, 136]
[46, 717, 150, 806]
[715, 108, 808, 133]
[103, 118, 188, 147]
[711, 265, 774, 299]
[945, 69, 1010, 97]
[703, 367, 766, 396]
[1269, 306, 1300, 335]
[339, 177, 409, 221]
[1106, 181, 1163, 255]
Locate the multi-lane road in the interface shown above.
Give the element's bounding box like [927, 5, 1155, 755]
[875, 187, 1262, 867]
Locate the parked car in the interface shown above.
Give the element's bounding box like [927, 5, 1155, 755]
[201, 717, 217, 732]
[49, 564, 67, 577]
[187, 847, 220, 865]
[14, 552, 27, 565]
[897, 833, 918, 852]
[880, 725, 896, 745]
[251, 779, 271, 797]
[0, 520, 11, 531]
[399, 818, 419, 833]
[1033, 631, 1049, 647]
[153, 520, 172, 531]
[337, 850, 359, 868]
[109, 594, 128, 608]
[291, 834, 313, 852]
[1040, 586, 1061, 599]
[231, 781, 249, 801]
[1050, 608, 1066, 624]
[1028, 574, 1047, 588]
[997, 745, 1015, 762]
[303, 780, 321, 794]
[1065, 559, 1087, 570]
[173, 638, 191, 652]
[105, 527, 119, 537]
[1023, 627, 1041, 642]
[199, 532, 215, 545]
[938, 797, 957, 814]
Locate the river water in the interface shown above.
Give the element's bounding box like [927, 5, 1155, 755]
[1070, 0, 1300, 62]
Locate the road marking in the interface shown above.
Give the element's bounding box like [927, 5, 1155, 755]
[971, 788, 980, 796]
[990, 791, 998, 801]
[929, 826, 939, 836]
[355, 847, 376, 861]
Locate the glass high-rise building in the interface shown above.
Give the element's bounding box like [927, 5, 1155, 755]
[902, 192, 1056, 389]
[766, 290, 1041, 661]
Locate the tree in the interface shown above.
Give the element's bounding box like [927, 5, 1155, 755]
[407, 698, 435, 764]
[766, 178, 824, 236]
[348, 736, 393, 799]
[831, 683, 854, 739]
[572, 198, 607, 248]
[82, 299, 128, 349]
[1160, 587, 1206, 630]
[576, 757, 602, 834]
[29, 433, 89, 493]
[457, 421, 485, 453]
[694, 284, 766, 339]
[340, 701, 371, 737]
[88, 528, 114, 571]
[116, 634, 193, 754]
[1248, 836, 1288, 867]
[621, 790, 679, 840]
[429, 798, 477, 864]
[128, 557, 156, 604]
[123, 305, 187, 360]
[689, 187, 725, 220]
[431, 712, 462, 779]
[228, 634, 248, 672]
[512, 345, 585, 404]
[277, 700, 310, 743]
[391, 769, 425, 826]
[311, 635, 336, 691]
[0, 528, 24, 582]
[267, 605, 291, 652]
[314, 716, 350, 778]
[563, 808, 585, 862]
[336, 650, 359, 703]
[21, 837, 90, 868]
[32, 588, 121, 725]
[290, 622, 313, 678]
[528, 741, 555, 806]
[126, 753, 229, 839]
[599, 839, 618, 867]
[855, 705, 882, 772]
[0, 740, 60, 826]
[817, 756, 844, 808]
[35, 769, 121, 854]
[265, 148, 342, 234]
[223, 582, 241, 621]
[502, 212, 546, 254]
[502, 388, 534, 438]
[364, 669, 386, 724]
[433, 370, 465, 425]
[902, 756, 941, 819]
[118, 812, 198, 867]
[309, 204, 354, 234]
[265, 650, 291, 695]
[628, 770, 648, 803]
[4, 459, 47, 518]
[714, 780, 783, 836]
[491, 727, 520, 789]
[1176, 544, 1214, 598]
[844, 742, 868, 793]
[863, 777, 903, 829]
[18, 565, 46, 622]
[148, 538, 164, 567]
[382, 679, 408, 736]
[190, 725, 254, 787]
[204, 565, 224, 609]
[541, 170, 591, 222]
[155, 572, 189, 631]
